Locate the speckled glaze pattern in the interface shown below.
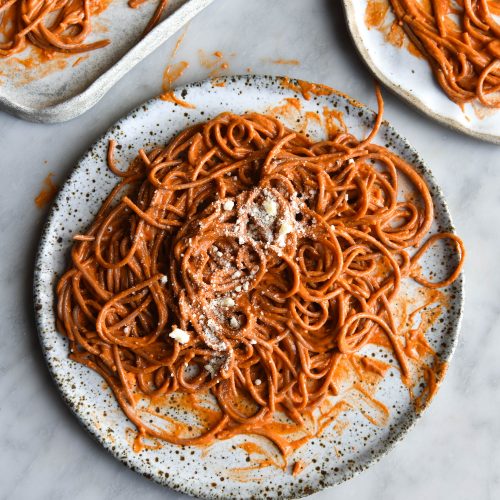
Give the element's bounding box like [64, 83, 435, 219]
[342, 0, 500, 145]
[33, 75, 464, 500]
[0, 0, 214, 123]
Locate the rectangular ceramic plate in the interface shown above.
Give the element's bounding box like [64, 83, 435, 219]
[0, 0, 214, 123]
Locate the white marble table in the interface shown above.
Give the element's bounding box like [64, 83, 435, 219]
[0, 0, 498, 499]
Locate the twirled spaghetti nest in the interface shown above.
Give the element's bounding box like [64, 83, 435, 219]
[56, 100, 464, 455]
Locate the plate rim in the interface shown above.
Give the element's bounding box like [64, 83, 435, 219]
[341, 0, 500, 145]
[33, 74, 465, 499]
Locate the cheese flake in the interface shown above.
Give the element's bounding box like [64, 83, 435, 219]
[263, 198, 278, 216]
[278, 220, 293, 239]
[229, 317, 240, 329]
[169, 328, 190, 344]
[223, 200, 235, 211]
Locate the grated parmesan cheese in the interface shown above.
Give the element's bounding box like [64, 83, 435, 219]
[278, 220, 293, 246]
[204, 355, 227, 376]
[263, 198, 278, 216]
[159, 275, 168, 285]
[220, 297, 235, 307]
[201, 316, 227, 352]
[223, 199, 235, 211]
[204, 363, 215, 375]
[229, 317, 240, 329]
[255, 379, 262, 386]
[169, 327, 190, 344]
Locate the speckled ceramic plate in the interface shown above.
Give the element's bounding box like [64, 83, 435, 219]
[34, 75, 464, 499]
[342, 0, 500, 144]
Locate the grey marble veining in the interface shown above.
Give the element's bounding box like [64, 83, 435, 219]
[0, 0, 499, 499]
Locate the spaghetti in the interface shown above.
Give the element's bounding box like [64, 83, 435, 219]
[0, 0, 168, 58]
[56, 88, 465, 458]
[386, 0, 500, 107]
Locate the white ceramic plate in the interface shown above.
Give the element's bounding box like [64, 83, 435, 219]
[34, 75, 464, 499]
[342, 0, 500, 144]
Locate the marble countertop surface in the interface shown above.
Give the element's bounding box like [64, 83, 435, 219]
[0, 0, 499, 499]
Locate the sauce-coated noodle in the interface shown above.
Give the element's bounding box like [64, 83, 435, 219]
[387, 0, 500, 107]
[0, 0, 169, 57]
